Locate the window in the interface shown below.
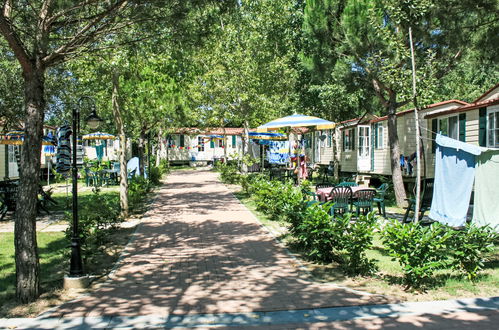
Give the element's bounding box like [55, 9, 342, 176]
[167, 136, 175, 147]
[179, 135, 185, 147]
[342, 128, 355, 151]
[375, 124, 384, 149]
[218, 139, 224, 147]
[197, 137, 205, 151]
[488, 109, 499, 148]
[327, 129, 332, 148]
[438, 115, 458, 140]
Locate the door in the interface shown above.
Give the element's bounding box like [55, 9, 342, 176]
[314, 131, 321, 163]
[357, 126, 371, 172]
[8, 145, 19, 178]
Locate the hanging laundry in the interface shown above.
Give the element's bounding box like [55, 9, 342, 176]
[429, 134, 482, 227]
[94, 144, 104, 161]
[267, 141, 289, 164]
[55, 125, 72, 176]
[473, 149, 499, 230]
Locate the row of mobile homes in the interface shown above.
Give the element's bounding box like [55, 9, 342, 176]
[304, 83, 499, 182]
[166, 128, 260, 165]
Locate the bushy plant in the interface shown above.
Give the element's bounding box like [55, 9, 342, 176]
[158, 159, 170, 175]
[65, 191, 122, 265]
[128, 175, 152, 209]
[338, 212, 379, 275]
[448, 224, 496, 281]
[381, 219, 452, 289]
[293, 202, 338, 262]
[148, 166, 162, 186]
[221, 163, 242, 184]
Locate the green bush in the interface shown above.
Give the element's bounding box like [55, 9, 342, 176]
[338, 212, 379, 275]
[381, 220, 452, 289]
[448, 224, 496, 281]
[148, 166, 162, 186]
[293, 202, 338, 262]
[128, 175, 152, 209]
[218, 163, 242, 184]
[65, 191, 122, 265]
[158, 159, 170, 175]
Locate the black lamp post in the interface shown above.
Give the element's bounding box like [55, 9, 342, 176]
[69, 96, 102, 277]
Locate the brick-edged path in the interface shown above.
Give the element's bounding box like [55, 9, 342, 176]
[50, 169, 390, 317]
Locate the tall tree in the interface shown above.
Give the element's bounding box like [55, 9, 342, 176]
[0, 0, 234, 303]
[302, 0, 498, 206]
[190, 0, 300, 161]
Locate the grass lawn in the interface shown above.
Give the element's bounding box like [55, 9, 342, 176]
[0, 232, 68, 316]
[0, 227, 135, 317]
[233, 189, 499, 302]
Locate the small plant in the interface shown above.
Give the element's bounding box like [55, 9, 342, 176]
[218, 162, 242, 184]
[448, 224, 496, 281]
[64, 190, 122, 266]
[382, 219, 452, 290]
[337, 212, 379, 275]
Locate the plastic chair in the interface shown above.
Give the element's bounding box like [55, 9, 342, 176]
[403, 178, 434, 222]
[85, 168, 99, 187]
[373, 183, 389, 217]
[337, 181, 358, 187]
[328, 186, 353, 215]
[352, 189, 376, 216]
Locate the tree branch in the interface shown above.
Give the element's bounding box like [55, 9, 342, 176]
[0, 13, 33, 73]
[42, 0, 129, 66]
[371, 78, 389, 107]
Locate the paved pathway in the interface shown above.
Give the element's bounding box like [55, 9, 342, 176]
[48, 169, 390, 318]
[4, 169, 496, 329]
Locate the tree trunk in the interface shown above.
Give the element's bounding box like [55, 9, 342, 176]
[138, 128, 146, 177]
[15, 69, 45, 303]
[387, 96, 407, 207]
[112, 71, 128, 218]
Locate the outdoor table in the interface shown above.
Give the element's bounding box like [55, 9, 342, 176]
[100, 169, 119, 186]
[316, 186, 376, 202]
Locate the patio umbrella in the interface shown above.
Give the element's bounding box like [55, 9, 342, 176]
[257, 114, 335, 132]
[248, 132, 287, 140]
[82, 132, 115, 140]
[257, 114, 336, 182]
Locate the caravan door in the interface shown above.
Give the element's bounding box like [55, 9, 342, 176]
[357, 126, 371, 172]
[8, 145, 19, 178]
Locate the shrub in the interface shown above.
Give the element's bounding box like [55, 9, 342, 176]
[128, 175, 152, 210]
[448, 224, 496, 281]
[338, 212, 379, 275]
[65, 191, 122, 265]
[148, 166, 162, 186]
[293, 202, 338, 262]
[381, 220, 452, 290]
[218, 163, 242, 184]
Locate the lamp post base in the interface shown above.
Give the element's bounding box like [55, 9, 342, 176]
[63, 275, 91, 290]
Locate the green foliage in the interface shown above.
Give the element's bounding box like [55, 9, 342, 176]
[158, 159, 171, 176]
[218, 162, 242, 184]
[448, 224, 497, 281]
[148, 166, 162, 186]
[292, 202, 337, 262]
[382, 220, 453, 289]
[64, 191, 122, 265]
[292, 205, 378, 275]
[128, 176, 153, 209]
[338, 212, 379, 275]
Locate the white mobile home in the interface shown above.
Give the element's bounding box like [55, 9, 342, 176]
[166, 128, 249, 165]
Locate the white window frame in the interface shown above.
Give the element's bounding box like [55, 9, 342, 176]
[487, 107, 499, 148]
[376, 124, 384, 149]
[438, 115, 460, 140]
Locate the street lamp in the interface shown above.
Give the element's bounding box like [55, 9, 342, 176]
[69, 96, 102, 277]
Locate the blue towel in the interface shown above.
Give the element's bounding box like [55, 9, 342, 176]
[429, 134, 482, 227]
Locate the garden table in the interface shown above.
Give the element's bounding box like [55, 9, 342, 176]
[316, 186, 376, 202]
